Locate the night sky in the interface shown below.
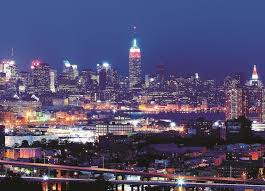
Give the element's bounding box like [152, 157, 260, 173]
[1, 0, 265, 81]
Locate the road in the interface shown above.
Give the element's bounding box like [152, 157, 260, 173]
[0, 160, 245, 183]
[0, 176, 264, 189]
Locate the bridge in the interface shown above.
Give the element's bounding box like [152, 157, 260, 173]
[0, 160, 264, 191]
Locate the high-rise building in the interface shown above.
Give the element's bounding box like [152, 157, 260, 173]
[224, 73, 244, 90]
[262, 89, 265, 123]
[225, 88, 247, 120]
[245, 65, 264, 122]
[57, 60, 79, 94]
[129, 39, 142, 90]
[78, 69, 96, 92]
[225, 66, 265, 122]
[30, 60, 51, 94]
[97, 62, 113, 90]
[0, 59, 17, 81]
[49, 69, 57, 93]
[96, 62, 118, 101]
[156, 63, 166, 83]
[17, 71, 30, 94]
[63, 60, 79, 80]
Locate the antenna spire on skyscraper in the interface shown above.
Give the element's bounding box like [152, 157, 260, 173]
[133, 26, 137, 34]
[11, 48, 14, 59]
[252, 64, 258, 80]
[131, 25, 137, 39]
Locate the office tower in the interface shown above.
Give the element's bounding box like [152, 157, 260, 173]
[225, 88, 247, 120]
[245, 65, 264, 122]
[97, 62, 113, 90]
[145, 75, 150, 88]
[156, 63, 166, 82]
[129, 38, 142, 90]
[262, 89, 265, 123]
[30, 60, 51, 94]
[57, 60, 79, 94]
[50, 69, 57, 93]
[18, 71, 30, 87]
[244, 86, 263, 121]
[78, 69, 98, 93]
[0, 59, 17, 81]
[63, 60, 79, 80]
[224, 73, 244, 90]
[112, 69, 119, 89]
[17, 71, 30, 94]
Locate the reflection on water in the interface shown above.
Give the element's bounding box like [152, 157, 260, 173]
[5, 135, 95, 147]
[5, 135, 58, 147]
[122, 111, 225, 121]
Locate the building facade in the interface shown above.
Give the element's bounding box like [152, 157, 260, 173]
[129, 39, 142, 90]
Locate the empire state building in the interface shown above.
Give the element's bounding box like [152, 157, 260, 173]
[129, 38, 142, 90]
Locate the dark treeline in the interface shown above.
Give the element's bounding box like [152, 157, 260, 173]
[0, 171, 42, 191]
[0, 172, 113, 191]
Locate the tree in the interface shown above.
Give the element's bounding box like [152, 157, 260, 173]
[21, 140, 29, 147]
[226, 116, 255, 143]
[41, 138, 47, 145]
[47, 140, 59, 149]
[0, 171, 42, 191]
[68, 176, 112, 191]
[31, 140, 42, 147]
[238, 116, 253, 141]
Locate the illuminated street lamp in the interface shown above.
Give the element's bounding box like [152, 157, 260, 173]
[242, 172, 247, 180]
[43, 175, 49, 181]
[52, 185, 56, 191]
[177, 178, 185, 186]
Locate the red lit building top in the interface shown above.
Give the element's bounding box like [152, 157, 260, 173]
[31, 60, 41, 69]
[129, 39, 141, 59]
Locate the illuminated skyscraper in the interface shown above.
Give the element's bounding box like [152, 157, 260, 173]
[17, 71, 30, 94]
[97, 62, 113, 90]
[225, 88, 247, 120]
[0, 49, 17, 82]
[0, 59, 17, 81]
[246, 65, 263, 87]
[63, 60, 79, 80]
[244, 65, 264, 122]
[30, 60, 51, 94]
[129, 38, 142, 90]
[262, 89, 265, 123]
[49, 69, 57, 93]
[78, 69, 96, 92]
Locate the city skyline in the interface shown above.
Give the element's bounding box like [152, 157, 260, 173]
[1, 42, 265, 83]
[2, 2, 265, 190]
[1, 1, 265, 80]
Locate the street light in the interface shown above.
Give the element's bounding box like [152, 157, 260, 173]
[52, 185, 56, 191]
[177, 178, 185, 186]
[43, 175, 49, 181]
[242, 172, 247, 180]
